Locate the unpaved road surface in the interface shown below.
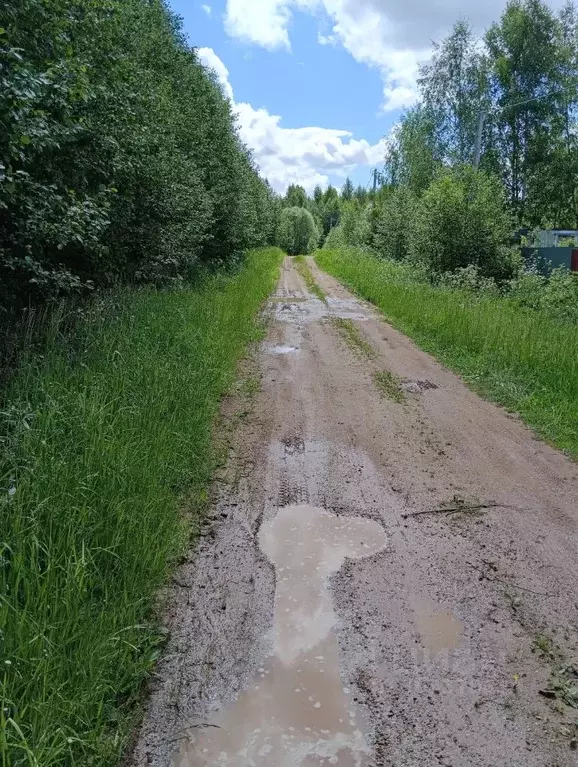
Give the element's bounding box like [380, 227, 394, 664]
[133, 257, 578, 766]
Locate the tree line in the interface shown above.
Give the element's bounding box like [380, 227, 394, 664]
[1, 0, 278, 316]
[284, 0, 578, 282]
[387, 0, 578, 229]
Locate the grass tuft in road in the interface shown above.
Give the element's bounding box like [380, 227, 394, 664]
[294, 256, 326, 302]
[316, 248, 578, 459]
[0, 248, 283, 767]
[330, 317, 376, 360]
[373, 370, 406, 403]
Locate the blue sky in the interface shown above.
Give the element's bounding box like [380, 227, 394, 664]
[168, 1, 566, 193]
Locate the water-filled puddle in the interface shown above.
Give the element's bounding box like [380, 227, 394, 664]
[266, 345, 298, 356]
[173, 504, 388, 766]
[275, 298, 369, 325]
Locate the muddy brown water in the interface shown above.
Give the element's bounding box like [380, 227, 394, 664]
[173, 505, 388, 766]
[133, 257, 578, 767]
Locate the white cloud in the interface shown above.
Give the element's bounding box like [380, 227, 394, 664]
[197, 47, 386, 193]
[317, 32, 337, 46]
[197, 47, 234, 101]
[224, 0, 568, 111]
[202, 4, 212, 15]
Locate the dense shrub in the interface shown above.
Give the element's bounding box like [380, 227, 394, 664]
[277, 207, 320, 255]
[509, 266, 578, 323]
[0, 0, 275, 313]
[409, 166, 518, 280]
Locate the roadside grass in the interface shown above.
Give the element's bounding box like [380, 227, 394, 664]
[373, 370, 406, 404]
[316, 248, 578, 459]
[293, 256, 326, 302]
[0, 248, 283, 766]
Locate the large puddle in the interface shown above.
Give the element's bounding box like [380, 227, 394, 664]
[274, 297, 368, 325]
[173, 504, 388, 766]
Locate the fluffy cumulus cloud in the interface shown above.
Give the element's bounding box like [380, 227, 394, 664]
[224, 0, 567, 110]
[197, 47, 387, 193]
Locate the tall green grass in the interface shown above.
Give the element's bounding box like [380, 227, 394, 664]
[0, 248, 282, 766]
[316, 248, 578, 458]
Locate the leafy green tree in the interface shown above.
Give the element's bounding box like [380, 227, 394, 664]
[322, 185, 341, 234]
[341, 177, 354, 201]
[338, 199, 370, 247]
[409, 166, 517, 280]
[313, 185, 324, 205]
[371, 187, 416, 261]
[385, 107, 442, 195]
[277, 207, 320, 255]
[419, 20, 490, 165]
[485, 0, 567, 222]
[0, 0, 275, 313]
[284, 184, 308, 208]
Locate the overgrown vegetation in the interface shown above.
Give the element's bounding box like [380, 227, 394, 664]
[277, 207, 319, 256]
[317, 249, 578, 458]
[329, 317, 376, 359]
[0, 248, 283, 766]
[1, 0, 277, 316]
[293, 256, 326, 301]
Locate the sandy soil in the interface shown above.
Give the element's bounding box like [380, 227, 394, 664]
[132, 257, 578, 767]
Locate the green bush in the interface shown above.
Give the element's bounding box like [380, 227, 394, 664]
[277, 206, 320, 255]
[509, 267, 578, 324]
[409, 166, 518, 280]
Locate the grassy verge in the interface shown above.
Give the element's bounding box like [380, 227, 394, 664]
[316, 248, 578, 458]
[0, 248, 283, 766]
[293, 256, 326, 302]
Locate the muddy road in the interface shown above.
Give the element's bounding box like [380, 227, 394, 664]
[133, 257, 578, 766]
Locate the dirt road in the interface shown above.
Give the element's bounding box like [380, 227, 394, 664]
[133, 257, 578, 766]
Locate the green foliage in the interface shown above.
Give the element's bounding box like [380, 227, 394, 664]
[0, 0, 276, 312]
[323, 224, 348, 250]
[341, 177, 354, 201]
[486, 0, 578, 224]
[284, 184, 308, 208]
[321, 185, 341, 235]
[437, 264, 501, 295]
[371, 186, 416, 261]
[509, 266, 578, 323]
[383, 2, 578, 229]
[317, 248, 578, 457]
[385, 106, 441, 194]
[420, 20, 490, 166]
[342, 200, 370, 245]
[409, 166, 518, 280]
[0, 247, 283, 766]
[277, 206, 320, 255]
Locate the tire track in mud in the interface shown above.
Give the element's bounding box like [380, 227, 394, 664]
[132, 257, 578, 767]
